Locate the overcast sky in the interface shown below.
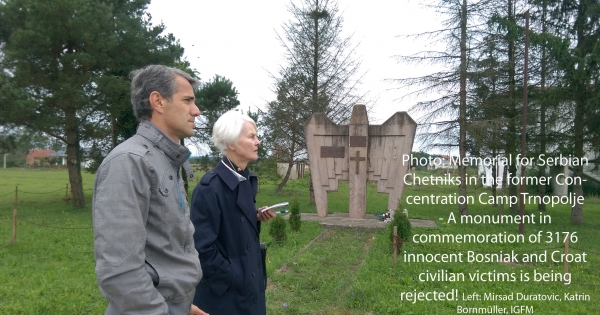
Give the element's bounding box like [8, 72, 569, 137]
[147, 0, 444, 122]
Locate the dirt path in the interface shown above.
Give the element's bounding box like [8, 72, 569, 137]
[300, 212, 437, 229]
[277, 229, 333, 273]
[268, 227, 376, 314]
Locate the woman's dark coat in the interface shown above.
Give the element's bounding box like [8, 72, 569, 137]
[191, 161, 266, 315]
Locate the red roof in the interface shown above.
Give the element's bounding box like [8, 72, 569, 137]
[27, 150, 55, 158]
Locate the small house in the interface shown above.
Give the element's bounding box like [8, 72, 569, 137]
[25, 149, 55, 166]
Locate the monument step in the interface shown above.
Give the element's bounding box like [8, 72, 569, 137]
[298, 212, 437, 229]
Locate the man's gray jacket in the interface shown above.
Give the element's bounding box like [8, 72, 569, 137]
[93, 120, 202, 315]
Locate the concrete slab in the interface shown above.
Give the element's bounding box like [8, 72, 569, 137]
[298, 212, 437, 230]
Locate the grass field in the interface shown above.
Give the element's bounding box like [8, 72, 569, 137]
[0, 168, 598, 314]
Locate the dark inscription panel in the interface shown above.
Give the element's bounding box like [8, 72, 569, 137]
[349, 136, 367, 147]
[320, 146, 345, 158]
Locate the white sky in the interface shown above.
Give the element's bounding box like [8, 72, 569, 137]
[147, 0, 445, 154]
[147, 0, 443, 119]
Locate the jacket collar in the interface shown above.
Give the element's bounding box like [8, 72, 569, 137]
[214, 161, 260, 235]
[136, 120, 191, 168]
[214, 160, 257, 191]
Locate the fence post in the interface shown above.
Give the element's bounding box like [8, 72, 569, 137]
[12, 209, 17, 245]
[393, 226, 398, 264]
[12, 186, 18, 245]
[563, 238, 569, 282]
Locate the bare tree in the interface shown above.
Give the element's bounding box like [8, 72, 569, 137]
[268, 0, 369, 199]
[263, 69, 309, 194]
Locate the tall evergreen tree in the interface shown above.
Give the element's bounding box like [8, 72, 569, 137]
[263, 68, 310, 194]
[547, 0, 600, 224]
[392, 0, 494, 215]
[194, 74, 240, 156]
[0, 0, 187, 208]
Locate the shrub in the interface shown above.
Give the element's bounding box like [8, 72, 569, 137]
[269, 215, 287, 244]
[389, 206, 411, 251]
[288, 198, 302, 232]
[391, 210, 411, 240]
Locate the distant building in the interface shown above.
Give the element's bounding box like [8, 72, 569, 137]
[25, 149, 55, 166]
[47, 150, 67, 165]
[277, 162, 307, 179]
[24, 149, 94, 168]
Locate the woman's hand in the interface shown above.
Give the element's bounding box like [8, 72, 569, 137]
[257, 206, 276, 222]
[190, 304, 209, 315]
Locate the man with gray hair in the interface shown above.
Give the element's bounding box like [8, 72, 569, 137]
[93, 65, 208, 315]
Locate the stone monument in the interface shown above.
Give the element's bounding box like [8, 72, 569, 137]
[304, 105, 417, 218]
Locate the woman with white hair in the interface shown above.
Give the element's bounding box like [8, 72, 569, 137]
[190, 110, 275, 315]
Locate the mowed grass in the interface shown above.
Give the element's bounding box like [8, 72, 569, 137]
[0, 168, 599, 314]
[0, 169, 99, 314]
[348, 191, 600, 314]
[266, 228, 375, 315]
[256, 175, 390, 216]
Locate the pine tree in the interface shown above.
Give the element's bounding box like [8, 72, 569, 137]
[269, 215, 288, 244]
[288, 198, 302, 232]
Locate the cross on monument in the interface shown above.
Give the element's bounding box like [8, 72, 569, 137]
[305, 104, 416, 218]
[349, 151, 365, 174]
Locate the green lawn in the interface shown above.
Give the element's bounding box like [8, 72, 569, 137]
[0, 168, 598, 314]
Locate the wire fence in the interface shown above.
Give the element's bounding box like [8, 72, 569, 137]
[20, 189, 66, 195]
[414, 241, 563, 254]
[571, 246, 600, 255]
[0, 186, 93, 203]
[17, 218, 92, 230]
[0, 184, 93, 197]
[0, 185, 95, 236]
[0, 190, 14, 197]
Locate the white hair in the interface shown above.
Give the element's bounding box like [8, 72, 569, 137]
[212, 110, 256, 155]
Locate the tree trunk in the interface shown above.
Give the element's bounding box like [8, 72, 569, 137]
[65, 110, 85, 208]
[499, 161, 507, 215]
[571, 114, 584, 224]
[458, 0, 468, 216]
[276, 161, 294, 194]
[538, 5, 547, 211]
[507, 0, 518, 214]
[307, 0, 323, 205]
[491, 151, 497, 206]
[570, 0, 587, 225]
[311, 0, 320, 112]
